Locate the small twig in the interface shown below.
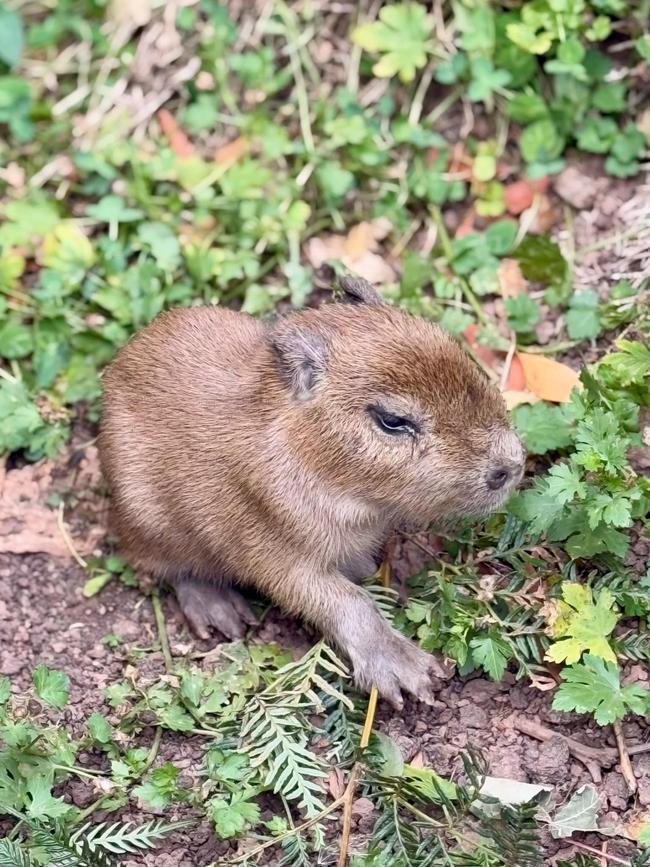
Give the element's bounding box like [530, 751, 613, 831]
[613, 719, 637, 794]
[276, 1, 314, 154]
[570, 840, 632, 866]
[409, 61, 436, 126]
[142, 726, 163, 776]
[151, 589, 175, 674]
[514, 716, 608, 782]
[500, 334, 517, 392]
[56, 502, 87, 569]
[337, 560, 391, 867]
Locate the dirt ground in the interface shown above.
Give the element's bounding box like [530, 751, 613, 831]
[1, 417, 648, 865]
[2, 155, 650, 858]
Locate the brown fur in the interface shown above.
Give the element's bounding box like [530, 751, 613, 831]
[99, 283, 524, 707]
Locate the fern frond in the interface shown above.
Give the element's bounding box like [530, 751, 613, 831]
[615, 630, 650, 662]
[278, 828, 312, 867]
[364, 581, 400, 625]
[0, 839, 36, 867]
[263, 640, 352, 709]
[30, 826, 115, 867]
[241, 699, 328, 816]
[475, 795, 542, 867]
[69, 819, 190, 855]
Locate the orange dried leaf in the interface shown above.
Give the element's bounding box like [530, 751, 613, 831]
[455, 207, 476, 239]
[304, 219, 395, 284]
[463, 323, 501, 371]
[343, 222, 378, 259]
[506, 354, 526, 391]
[502, 389, 539, 410]
[497, 258, 527, 298]
[157, 109, 195, 158]
[504, 179, 535, 215]
[517, 352, 581, 403]
[214, 136, 248, 168]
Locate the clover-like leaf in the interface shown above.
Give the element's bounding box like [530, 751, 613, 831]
[352, 3, 435, 83]
[545, 583, 618, 665]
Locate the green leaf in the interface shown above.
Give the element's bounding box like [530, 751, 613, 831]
[506, 22, 552, 55]
[605, 154, 640, 178]
[210, 795, 260, 838]
[520, 118, 564, 163]
[86, 195, 144, 224]
[548, 784, 602, 838]
[136, 222, 181, 271]
[0, 676, 10, 704]
[0, 6, 24, 68]
[82, 570, 114, 598]
[566, 290, 601, 340]
[576, 116, 618, 154]
[505, 294, 540, 334]
[610, 124, 645, 163]
[133, 763, 182, 809]
[485, 220, 518, 256]
[42, 223, 96, 276]
[32, 664, 69, 708]
[513, 235, 568, 285]
[87, 712, 113, 744]
[512, 402, 574, 455]
[591, 81, 626, 114]
[467, 58, 511, 103]
[544, 463, 586, 505]
[25, 775, 71, 819]
[180, 670, 205, 707]
[469, 634, 511, 680]
[315, 162, 355, 199]
[553, 655, 650, 725]
[0, 320, 33, 359]
[507, 91, 549, 124]
[597, 339, 650, 387]
[352, 3, 435, 83]
[546, 584, 618, 665]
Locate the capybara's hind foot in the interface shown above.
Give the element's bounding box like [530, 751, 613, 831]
[173, 579, 258, 640]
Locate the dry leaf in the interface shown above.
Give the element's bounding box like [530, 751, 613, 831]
[214, 136, 248, 169]
[502, 389, 540, 409]
[504, 180, 535, 215]
[624, 810, 650, 842]
[517, 352, 581, 403]
[326, 767, 345, 800]
[409, 751, 425, 769]
[304, 219, 395, 284]
[527, 193, 557, 234]
[108, 0, 152, 29]
[528, 672, 558, 692]
[505, 354, 526, 391]
[455, 207, 476, 239]
[497, 258, 527, 298]
[463, 323, 501, 371]
[157, 109, 195, 158]
[0, 463, 70, 557]
[504, 177, 548, 216]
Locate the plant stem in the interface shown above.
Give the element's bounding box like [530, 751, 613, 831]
[430, 206, 487, 324]
[142, 726, 163, 776]
[151, 589, 175, 674]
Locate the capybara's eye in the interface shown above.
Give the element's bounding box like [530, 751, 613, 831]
[368, 405, 419, 437]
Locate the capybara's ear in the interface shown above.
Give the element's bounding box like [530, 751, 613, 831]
[270, 323, 329, 401]
[337, 274, 385, 306]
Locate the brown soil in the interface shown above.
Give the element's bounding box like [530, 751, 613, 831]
[1, 427, 648, 865]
